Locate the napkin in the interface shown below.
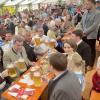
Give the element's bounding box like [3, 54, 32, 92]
[9, 84, 20, 91]
[19, 79, 34, 86]
[19, 74, 34, 86]
[8, 92, 28, 99]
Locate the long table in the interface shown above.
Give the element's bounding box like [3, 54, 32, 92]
[90, 90, 100, 100]
[2, 68, 53, 100]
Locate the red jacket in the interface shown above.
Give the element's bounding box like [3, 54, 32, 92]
[92, 72, 100, 92]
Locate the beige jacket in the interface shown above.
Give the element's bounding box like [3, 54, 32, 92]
[3, 47, 31, 69]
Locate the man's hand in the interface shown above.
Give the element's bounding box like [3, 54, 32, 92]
[2, 69, 8, 78]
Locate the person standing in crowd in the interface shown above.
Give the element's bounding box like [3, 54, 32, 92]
[80, 0, 100, 68]
[71, 29, 91, 72]
[47, 52, 82, 100]
[96, 0, 100, 45]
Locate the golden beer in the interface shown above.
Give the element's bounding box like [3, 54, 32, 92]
[49, 40, 55, 49]
[30, 67, 37, 79]
[33, 71, 41, 87]
[17, 58, 27, 72]
[34, 37, 41, 46]
[8, 64, 17, 78]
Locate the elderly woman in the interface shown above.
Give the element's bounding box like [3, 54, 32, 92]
[47, 20, 57, 40]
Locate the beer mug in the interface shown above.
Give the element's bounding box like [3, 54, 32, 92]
[49, 40, 55, 49]
[43, 60, 50, 74]
[30, 67, 37, 79]
[34, 37, 41, 46]
[33, 71, 41, 87]
[17, 58, 27, 73]
[8, 64, 17, 78]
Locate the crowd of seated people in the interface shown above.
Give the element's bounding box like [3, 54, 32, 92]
[0, 0, 100, 99]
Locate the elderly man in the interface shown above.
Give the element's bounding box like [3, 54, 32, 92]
[32, 26, 50, 56]
[23, 30, 37, 62]
[3, 35, 31, 69]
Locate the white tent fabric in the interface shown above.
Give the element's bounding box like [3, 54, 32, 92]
[5, 0, 23, 6]
[32, 0, 45, 4]
[0, 0, 7, 4]
[20, 0, 33, 5]
[20, 0, 45, 5]
[43, 0, 58, 4]
[65, 0, 82, 5]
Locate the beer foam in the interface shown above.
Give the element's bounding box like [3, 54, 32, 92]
[50, 39, 55, 42]
[35, 66, 40, 69]
[34, 71, 40, 76]
[18, 58, 24, 62]
[35, 37, 40, 39]
[30, 67, 37, 72]
[7, 64, 14, 68]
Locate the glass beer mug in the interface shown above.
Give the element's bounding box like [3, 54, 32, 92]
[34, 37, 41, 46]
[49, 39, 55, 49]
[8, 64, 17, 78]
[17, 58, 27, 73]
[33, 71, 41, 87]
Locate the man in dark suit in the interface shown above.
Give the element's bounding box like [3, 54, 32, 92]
[23, 30, 37, 62]
[71, 29, 92, 71]
[46, 52, 81, 100]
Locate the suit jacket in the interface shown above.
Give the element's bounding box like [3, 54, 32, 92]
[81, 9, 100, 39]
[97, 24, 100, 41]
[0, 47, 4, 72]
[49, 71, 81, 100]
[77, 41, 91, 66]
[3, 47, 31, 69]
[23, 41, 37, 62]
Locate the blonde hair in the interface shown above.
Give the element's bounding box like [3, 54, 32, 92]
[13, 35, 24, 44]
[72, 53, 85, 74]
[72, 53, 85, 67]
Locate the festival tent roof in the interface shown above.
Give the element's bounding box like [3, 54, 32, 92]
[20, 0, 33, 5]
[32, 0, 45, 4]
[42, 0, 58, 4]
[0, 0, 7, 5]
[4, 0, 23, 6]
[20, 0, 45, 5]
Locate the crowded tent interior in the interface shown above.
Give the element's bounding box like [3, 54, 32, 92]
[0, 0, 100, 100]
